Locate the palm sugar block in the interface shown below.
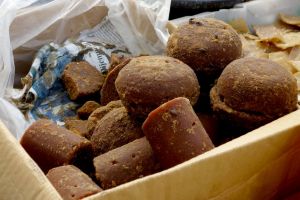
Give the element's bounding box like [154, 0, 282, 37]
[77, 101, 100, 119]
[90, 107, 143, 156]
[100, 58, 131, 105]
[20, 119, 93, 173]
[142, 97, 214, 169]
[115, 55, 200, 119]
[93, 137, 160, 189]
[64, 119, 90, 139]
[87, 100, 123, 133]
[62, 61, 105, 101]
[47, 165, 102, 200]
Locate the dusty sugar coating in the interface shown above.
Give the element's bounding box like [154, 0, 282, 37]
[20, 119, 93, 173]
[115, 56, 200, 119]
[210, 86, 274, 132]
[210, 57, 298, 131]
[142, 97, 214, 169]
[91, 107, 143, 156]
[77, 101, 100, 119]
[88, 100, 123, 123]
[62, 61, 105, 101]
[93, 137, 159, 189]
[100, 58, 131, 105]
[87, 100, 123, 133]
[47, 165, 102, 200]
[166, 18, 242, 80]
[65, 120, 91, 139]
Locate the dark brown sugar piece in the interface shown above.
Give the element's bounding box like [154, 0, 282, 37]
[88, 100, 123, 123]
[62, 61, 105, 101]
[20, 119, 93, 173]
[210, 57, 298, 131]
[166, 18, 242, 81]
[64, 119, 91, 139]
[100, 58, 131, 105]
[90, 107, 143, 156]
[47, 165, 102, 200]
[115, 55, 200, 119]
[77, 101, 101, 119]
[142, 97, 214, 169]
[87, 100, 123, 133]
[196, 112, 219, 142]
[93, 137, 159, 189]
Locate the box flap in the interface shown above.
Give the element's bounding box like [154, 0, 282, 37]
[0, 121, 62, 200]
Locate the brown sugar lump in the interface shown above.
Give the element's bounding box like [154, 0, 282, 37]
[87, 100, 123, 133]
[62, 61, 105, 101]
[77, 101, 100, 119]
[47, 165, 102, 200]
[64, 119, 91, 139]
[93, 137, 159, 189]
[210, 57, 298, 132]
[20, 119, 93, 173]
[142, 97, 214, 169]
[100, 58, 131, 105]
[90, 107, 143, 156]
[88, 100, 123, 123]
[115, 55, 200, 119]
[166, 18, 242, 82]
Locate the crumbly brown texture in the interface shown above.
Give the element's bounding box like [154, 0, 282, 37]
[62, 62, 105, 101]
[100, 58, 131, 105]
[65, 120, 91, 139]
[210, 57, 298, 131]
[93, 137, 160, 189]
[87, 100, 123, 134]
[108, 54, 130, 73]
[166, 18, 242, 81]
[115, 56, 200, 119]
[47, 165, 102, 200]
[90, 107, 143, 156]
[20, 119, 93, 173]
[142, 97, 214, 169]
[77, 101, 101, 119]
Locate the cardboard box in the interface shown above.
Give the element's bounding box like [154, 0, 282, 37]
[1, 0, 300, 199]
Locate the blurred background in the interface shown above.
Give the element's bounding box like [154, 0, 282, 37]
[169, 0, 252, 19]
[31, 0, 253, 19]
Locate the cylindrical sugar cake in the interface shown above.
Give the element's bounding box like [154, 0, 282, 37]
[47, 165, 102, 200]
[142, 97, 214, 169]
[20, 119, 93, 173]
[93, 137, 159, 189]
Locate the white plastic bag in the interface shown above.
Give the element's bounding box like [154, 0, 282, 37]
[0, 0, 171, 138]
[0, 0, 38, 138]
[0, 0, 37, 96]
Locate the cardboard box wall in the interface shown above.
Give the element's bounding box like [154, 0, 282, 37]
[1, 0, 300, 199]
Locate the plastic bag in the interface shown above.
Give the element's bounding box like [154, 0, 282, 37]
[0, 0, 171, 138]
[0, 0, 38, 138]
